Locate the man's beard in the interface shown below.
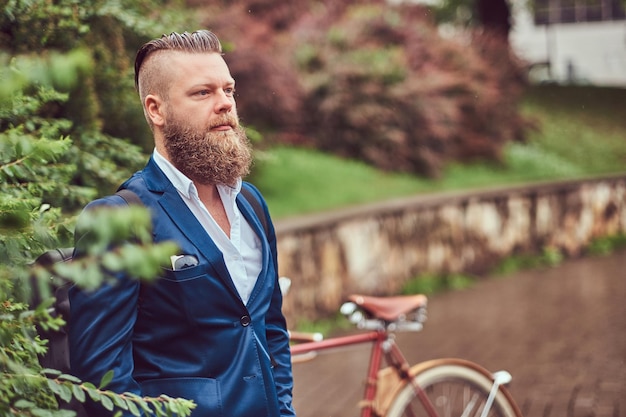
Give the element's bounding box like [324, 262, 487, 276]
[162, 114, 253, 187]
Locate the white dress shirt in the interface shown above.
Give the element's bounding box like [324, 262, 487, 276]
[153, 149, 262, 304]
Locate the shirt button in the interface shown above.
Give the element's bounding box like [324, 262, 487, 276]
[240, 315, 251, 326]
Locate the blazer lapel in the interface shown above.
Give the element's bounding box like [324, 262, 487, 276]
[143, 158, 242, 301]
[236, 193, 271, 305]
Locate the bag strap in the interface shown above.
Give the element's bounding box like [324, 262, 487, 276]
[35, 247, 74, 265]
[240, 186, 269, 236]
[36, 191, 140, 271]
[116, 188, 143, 206]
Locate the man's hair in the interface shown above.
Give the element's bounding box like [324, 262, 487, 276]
[134, 30, 223, 90]
[134, 30, 223, 128]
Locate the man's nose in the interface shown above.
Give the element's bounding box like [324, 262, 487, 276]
[215, 90, 233, 113]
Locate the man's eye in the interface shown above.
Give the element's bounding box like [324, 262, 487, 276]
[225, 87, 236, 95]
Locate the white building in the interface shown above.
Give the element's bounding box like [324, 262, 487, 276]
[509, 0, 626, 86]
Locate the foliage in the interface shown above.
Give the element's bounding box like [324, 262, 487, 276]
[290, 313, 353, 339]
[430, 0, 476, 27]
[7, 205, 186, 417]
[1, 0, 197, 183]
[252, 145, 435, 218]
[0, 74, 80, 263]
[286, 2, 529, 177]
[491, 246, 564, 275]
[0, 54, 144, 214]
[197, 1, 307, 142]
[401, 272, 475, 296]
[517, 86, 626, 177]
[196, 0, 530, 178]
[1, 166, 188, 415]
[586, 233, 626, 256]
[255, 86, 626, 219]
[0, 37, 190, 417]
[429, 0, 511, 31]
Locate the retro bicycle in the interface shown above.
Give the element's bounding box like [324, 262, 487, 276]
[287, 285, 523, 417]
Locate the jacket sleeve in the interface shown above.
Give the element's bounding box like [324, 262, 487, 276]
[258, 189, 296, 417]
[68, 196, 143, 417]
[266, 278, 296, 417]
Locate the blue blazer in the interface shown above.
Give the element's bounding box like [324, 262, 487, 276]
[69, 157, 295, 417]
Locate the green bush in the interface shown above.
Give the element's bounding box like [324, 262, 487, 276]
[287, 2, 529, 177]
[401, 272, 475, 295]
[1, 0, 198, 189]
[0, 89, 191, 415]
[0, 1, 200, 411]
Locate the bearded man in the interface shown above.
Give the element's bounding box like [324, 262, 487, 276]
[68, 30, 296, 417]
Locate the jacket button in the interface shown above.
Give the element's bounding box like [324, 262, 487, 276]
[240, 315, 251, 326]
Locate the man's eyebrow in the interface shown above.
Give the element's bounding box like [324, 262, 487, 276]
[190, 79, 235, 89]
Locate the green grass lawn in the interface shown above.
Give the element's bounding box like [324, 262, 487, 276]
[253, 85, 626, 219]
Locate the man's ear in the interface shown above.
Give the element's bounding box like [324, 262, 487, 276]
[145, 94, 165, 127]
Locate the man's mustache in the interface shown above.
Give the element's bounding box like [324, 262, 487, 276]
[208, 115, 239, 129]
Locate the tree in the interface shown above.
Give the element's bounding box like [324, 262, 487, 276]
[196, 0, 530, 177]
[287, 1, 528, 177]
[0, 49, 197, 417]
[476, 0, 512, 40]
[0, 1, 202, 414]
[1, 0, 198, 207]
[432, 0, 512, 38]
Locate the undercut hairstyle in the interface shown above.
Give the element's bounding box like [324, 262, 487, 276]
[134, 30, 223, 128]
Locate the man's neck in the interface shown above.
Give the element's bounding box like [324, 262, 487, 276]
[197, 182, 231, 237]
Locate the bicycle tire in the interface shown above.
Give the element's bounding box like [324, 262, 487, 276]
[384, 358, 523, 417]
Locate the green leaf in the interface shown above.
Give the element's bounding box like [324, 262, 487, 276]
[112, 393, 129, 410]
[14, 399, 35, 409]
[138, 397, 152, 412]
[126, 398, 140, 416]
[50, 410, 77, 417]
[72, 383, 86, 402]
[99, 369, 114, 389]
[47, 379, 63, 396]
[100, 394, 114, 411]
[30, 409, 55, 417]
[165, 401, 178, 417]
[43, 368, 62, 376]
[83, 381, 97, 390]
[59, 373, 81, 383]
[102, 251, 123, 271]
[86, 387, 101, 402]
[58, 383, 73, 402]
[153, 404, 165, 417]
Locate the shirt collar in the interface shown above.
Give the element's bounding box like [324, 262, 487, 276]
[152, 149, 242, 201]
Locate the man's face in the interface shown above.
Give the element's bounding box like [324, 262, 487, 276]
[159, 52, 252, 186]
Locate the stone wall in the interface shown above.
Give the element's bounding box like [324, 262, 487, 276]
[274, 174, 626, 322]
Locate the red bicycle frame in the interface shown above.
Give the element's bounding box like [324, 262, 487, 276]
[290, 330, 439, 417]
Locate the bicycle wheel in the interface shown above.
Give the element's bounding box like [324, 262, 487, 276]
[385, 359, 522, 417]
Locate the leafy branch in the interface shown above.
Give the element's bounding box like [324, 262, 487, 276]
[6, 369, 195, 417]
[1, 2, 202, 416]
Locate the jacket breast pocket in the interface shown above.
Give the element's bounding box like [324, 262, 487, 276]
[140, 377, 222, 417]
[161, 263, 205, 281]
[160, 266, 234, 325]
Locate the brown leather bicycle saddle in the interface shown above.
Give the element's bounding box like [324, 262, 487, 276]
[347, 294, 428, 322]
